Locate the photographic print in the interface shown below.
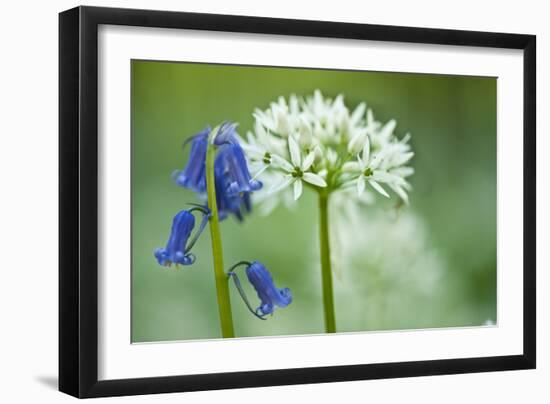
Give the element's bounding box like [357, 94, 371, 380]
[131, 60, 497, 343]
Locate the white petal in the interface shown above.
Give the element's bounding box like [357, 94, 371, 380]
[373, 170, 406, 185]
[379, 119, 397, 140]
[269, 175, 294, 194]
[299, 116, 313, 148]
[251, 164, 269, 180]
[357, 175, 366, 195]
[362, 136, 371, 163]
[293, 179, 303, 200]
[367, 109, 375, 127]
[370, 151, 386, 170]
[326, 148, 338, 165]
[369, 180, 390, 198]
[392, 151, 414, 166]
[302, 152, 315, 170]
[288, 135, 301, 167]
[289, 94, 299, 115]
[390, 166, 415, 178]
[276, 109, 290, 135]
[303, 172, 327, 187]
[401, 133, 411, 144]
[390, 184, 409, 204]
[351, 102, 366, 124]
[347, 131, 367, 155]
[271, 154, 294, 172]
[342, 161, 360, 172]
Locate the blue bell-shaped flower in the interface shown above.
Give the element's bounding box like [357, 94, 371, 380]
[154, 208, 209, 267]
[173, 127, 210, 193]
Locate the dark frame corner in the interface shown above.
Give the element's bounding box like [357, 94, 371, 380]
[59, 5, 536, 398]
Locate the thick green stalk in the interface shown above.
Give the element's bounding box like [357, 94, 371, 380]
[318, 191, 336, 333]
[205, 133, 235, 338]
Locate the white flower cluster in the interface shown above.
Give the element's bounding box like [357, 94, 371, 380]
[241, 90, 414, 211]
[328, 204, 447, 330]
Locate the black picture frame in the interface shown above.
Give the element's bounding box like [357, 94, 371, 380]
[59, 5, 536, 398]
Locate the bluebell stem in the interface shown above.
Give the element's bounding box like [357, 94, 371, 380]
[228, 261, 292, 318]
[154, 207, 209, 267]
[173, 127, 210, 193]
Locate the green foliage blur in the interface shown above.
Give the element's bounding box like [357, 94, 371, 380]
[131, 60, 496, 342]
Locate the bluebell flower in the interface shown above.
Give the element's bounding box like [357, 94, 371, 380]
[173, 127, 210, 193]
[154, 208, 209, 267]
[213, 121, 239, 146]
[216, 143, 262, 196]
[174, 122, 261, 221]
[228, 261, 292, 318]
[246, 261, 292, 316]
[215, 165, 247, 221]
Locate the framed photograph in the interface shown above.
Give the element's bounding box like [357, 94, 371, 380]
[59, 6, 536, 398]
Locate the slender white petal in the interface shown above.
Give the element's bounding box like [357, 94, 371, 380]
[390, 183, 409, 204]
[342, 161, 360, 172]
[299, 117, 313, 148]
[270, 175, 294, 194]
[251, 164, 269, 180]
[392, 151, 414, 166]
[289, 94, 299, 115]
[401, 133, 411, 144]
[369, 180, 390, 197]
[347, 130, 368, 155]
[303, 172, 327, 187]
[357, 175, 366, 195]
[276, 109, 290, 135]
[271, 154, 294, 172]
[362, 136, 371, 163]
[378, 119, 397, 140]
[357, 155, 369, 171]
[390, 166, 415, 178]
[351, 102, 366, 125]
[293, 179, 303, 200]
[367, 109, 376, 128]
[370, 151, 386, 170]
[373, 170, 406, 185]
[302, 152, 315, 171]
[326, 148, 338, 166]
[288, 135, 301, 167]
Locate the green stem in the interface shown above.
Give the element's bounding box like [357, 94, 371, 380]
[318, 191, 336, 333]
[206, 131, 235, 338]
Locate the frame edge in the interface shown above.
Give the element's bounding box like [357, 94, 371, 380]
[58, 6, 81, 398]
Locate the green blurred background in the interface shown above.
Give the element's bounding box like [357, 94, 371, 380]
[131, 60, 496, 342]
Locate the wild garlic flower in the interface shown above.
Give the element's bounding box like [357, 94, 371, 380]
[328, 205, 447, 330]
[243, 90, 414, 209]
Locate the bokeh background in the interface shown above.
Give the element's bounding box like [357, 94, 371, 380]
[131, 60, 496, 342]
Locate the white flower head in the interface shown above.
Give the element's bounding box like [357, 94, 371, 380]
[270, 136, 327, 200]
[242, 90, 414, 211]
